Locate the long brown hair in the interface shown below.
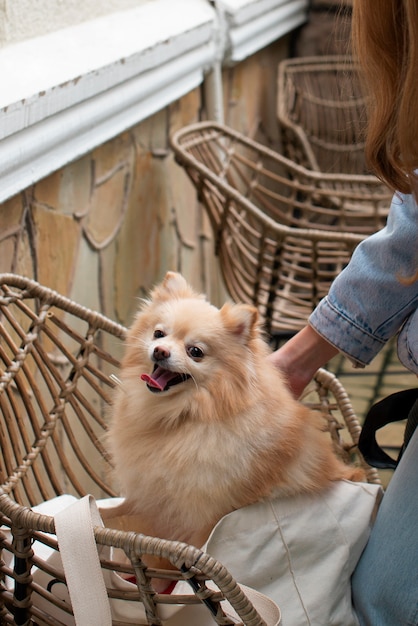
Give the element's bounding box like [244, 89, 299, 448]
[352, 0, 418, 194]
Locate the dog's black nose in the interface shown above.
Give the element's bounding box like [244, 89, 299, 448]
[153, 345, 170, 361]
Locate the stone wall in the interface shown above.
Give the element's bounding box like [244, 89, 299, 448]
[0, 38, 290, 329]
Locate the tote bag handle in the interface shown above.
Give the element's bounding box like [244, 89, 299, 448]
[55, 495, 112, 626]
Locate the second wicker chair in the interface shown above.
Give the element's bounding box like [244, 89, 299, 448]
[170, 122, 389, 338]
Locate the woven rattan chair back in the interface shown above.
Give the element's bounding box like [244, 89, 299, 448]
[0, 274, 380, 625]
[170, 122, 389, 337]
[0, 274, 268, 626]
[277, 55, 391, 195]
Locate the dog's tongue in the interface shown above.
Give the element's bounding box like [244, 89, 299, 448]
[140, 366, 178, 391]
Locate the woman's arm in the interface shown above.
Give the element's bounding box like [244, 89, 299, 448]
[269, 191, 418, 396]
[310, 191, 418, 367]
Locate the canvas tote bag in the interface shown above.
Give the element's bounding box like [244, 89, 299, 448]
[204, 480, 382, 626]
[2, 494, 280, 625]
[3, 479, 380, 625]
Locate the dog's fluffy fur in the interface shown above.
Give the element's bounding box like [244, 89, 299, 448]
[107, 272, 362, 548]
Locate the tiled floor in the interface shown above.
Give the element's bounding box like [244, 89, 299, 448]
[328, 338, 416, 420]
[327, 337, 417, 486]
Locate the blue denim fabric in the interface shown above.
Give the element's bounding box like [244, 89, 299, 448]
[309, 191, 418, 373]
[351, 427, 418, 626]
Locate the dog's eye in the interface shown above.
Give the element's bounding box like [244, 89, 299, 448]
[153, 329, 165, 339]
[187, 346, 204, 360]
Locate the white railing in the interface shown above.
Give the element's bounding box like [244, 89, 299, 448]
[0, 0, 308, 203]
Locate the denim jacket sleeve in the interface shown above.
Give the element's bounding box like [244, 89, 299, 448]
[309, 191, 418, 373]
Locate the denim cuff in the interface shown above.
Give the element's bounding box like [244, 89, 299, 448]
[309, 297, 387, 368]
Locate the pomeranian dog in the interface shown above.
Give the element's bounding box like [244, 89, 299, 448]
[107, 271, 363, 551]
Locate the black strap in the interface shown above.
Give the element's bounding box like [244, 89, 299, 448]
[400, 396, 418, 460]
[358, 388, 418, 470]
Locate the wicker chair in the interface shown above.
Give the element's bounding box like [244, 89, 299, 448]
[277, 55, 392, 195]
[170, 122, 389, 338]
[0, 274, 380, 625]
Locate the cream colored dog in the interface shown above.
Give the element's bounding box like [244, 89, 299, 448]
[107, 272, 363, 552]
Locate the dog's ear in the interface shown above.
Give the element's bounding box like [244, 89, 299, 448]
[220, 303, 259, 342]
[150, 272, 200, 302]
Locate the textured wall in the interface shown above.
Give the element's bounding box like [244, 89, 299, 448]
[0, 38, 290, 328]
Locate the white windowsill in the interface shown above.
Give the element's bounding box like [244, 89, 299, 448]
[0, 0, 308, 203]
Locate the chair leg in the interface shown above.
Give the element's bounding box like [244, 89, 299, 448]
[12, 526, 33, 626]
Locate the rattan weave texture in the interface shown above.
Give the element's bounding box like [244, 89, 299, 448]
[0, 274, 380, 625]
[277, 55, 392, 191]
[170, 122, 389, 336]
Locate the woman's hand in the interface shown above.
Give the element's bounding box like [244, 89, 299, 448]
[267, 325, 339, 398]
